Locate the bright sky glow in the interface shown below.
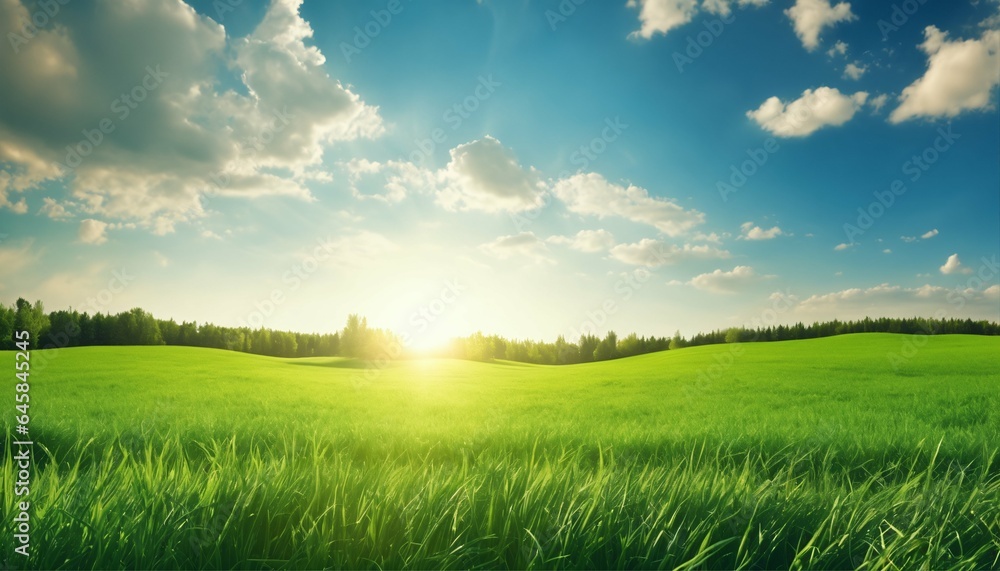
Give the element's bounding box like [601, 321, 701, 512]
[1, 0, 998, 345]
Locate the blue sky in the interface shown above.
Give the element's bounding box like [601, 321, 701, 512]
[1, 0, 998, 347]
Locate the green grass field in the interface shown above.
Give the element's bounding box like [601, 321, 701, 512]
[2, 333, 999, 569]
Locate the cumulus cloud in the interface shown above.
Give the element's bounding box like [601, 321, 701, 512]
[78, 219, 108, 245]
[843, 62, 867, 80]
[890, 26, 1000, 123]
[626, 0, 699, 39]
[739, 222, 784, 240]
[609, 239, 730, 267]
[547, 229, 616, 253]
[480, 232, 552, 263]
[436, 137, 546, 213]
[747, 87, 868, 137]
[343, 158, 443, 205]
[687, 265, 765, 293]
[940, 253, 973, 275]
[827, 40, 848, 57]
[626, 0, 768, 39]
[834, 242, 854, 251]
[0, 0, 383, 231]
[552, 173, 704, 236]
[921, 228, 939, 239]
[38, 197, 72, 219]
[785, 0, 855, 51]
[343, 137, 546, 213]
[795, 282, 1000, 321]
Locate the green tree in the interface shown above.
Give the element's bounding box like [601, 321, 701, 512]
[578, 334, 599, 363]
[594, 331, 618, 361]
[13, 298, 49, 349]
[0, 302, 15, 350]
[725, 327, 741, 343]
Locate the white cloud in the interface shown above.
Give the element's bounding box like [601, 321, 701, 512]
[552, 173, 704, 236]
[702, 0, 769, 17]
[436, 137, 546, 213]
[78, 219, 108, 245]
[827, 40, 848, 57]
[921, 228, 939, 239]
[883, 249, 892, 254]
[692, 231, 725, 244]
[795, 282, 1000, 321]
[739, 221, 784, 240]
[547, 229, 616, 253]
[341, 158, 409, 204]
[834, 242, 854, 251]
[940, 253, 973, 275]
[688, 265, 764, 293]
[0, 0, 383, 233]
[343, 137, 546, 213]
[843, 62, 867, 80]
[890, 26, 1000, 123]
[747, 87, 868, 137]
[38, 198, 72, 219]
[480, 232, 552, 263]
[869, 94, 889, 112]
[626, 0, 768, 39]
[610, 239, 730, 267]
[785, 0, 856, 51]
[627, 0, 699, 39]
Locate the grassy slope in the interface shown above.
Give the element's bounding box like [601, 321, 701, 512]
[14, 333, 1000, 457]
[1, 333, 999, 569]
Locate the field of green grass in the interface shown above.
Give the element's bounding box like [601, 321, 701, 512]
[2, 333, 999, 569]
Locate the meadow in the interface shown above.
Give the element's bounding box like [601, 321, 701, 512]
[2, 333, 999, 569]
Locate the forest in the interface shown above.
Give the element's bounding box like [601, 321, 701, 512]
[1, 297, 997, 365]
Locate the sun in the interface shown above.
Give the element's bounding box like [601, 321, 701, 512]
[406, 328, 455, 355]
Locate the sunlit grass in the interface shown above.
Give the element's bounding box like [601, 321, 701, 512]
[1, 334, 998, 569]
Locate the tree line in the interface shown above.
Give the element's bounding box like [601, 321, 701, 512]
[443, 316, 1000, 364]
[0, 299, 396, 360]
[1, 298, 997, 364]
